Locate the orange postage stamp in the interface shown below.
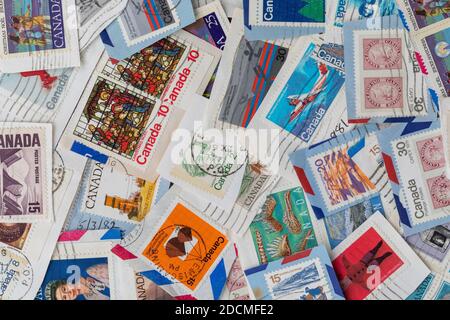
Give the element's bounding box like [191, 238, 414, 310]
[142, 203, 228, 290]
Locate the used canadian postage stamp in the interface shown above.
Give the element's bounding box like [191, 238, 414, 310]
[396, 0, 450, 32]
[220, 257, 250, 300]
[0, 123, 52, 223]
[111, 186, 236, 299]
[248, 34, 348, 178]
[36, 241, 119, 300]
[322, 195, 386, 250]
[248, 0, 325, 28]
[0, 148, 84, 300]
[242, 3, 324, 41]
[331, 213, 430, 300]
[344, 16, 436, 122]
[407, 223, 450, 263]
[63, 159, 169, 239]
[248, 187, 319, 264]
[207, 10, 290, 129]
[101, 0, 195, 60]
[378, 120, 450, 235]
[61, 30, 221, 182]
[158, 94, 247, 212]
[245, 245, 344, 300]
[290, 126, 393, 218]
[414, 24, 450, 97]
[0, 0, 80, 73]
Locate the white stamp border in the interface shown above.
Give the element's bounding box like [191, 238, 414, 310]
[264, 256, 332, 300]
[391, 128, 450, 226]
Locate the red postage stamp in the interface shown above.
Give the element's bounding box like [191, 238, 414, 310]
[363, 38, 403, 70]
[364, 77, 403, 109]
[416, 136, 445, 172]
[426, 175, 450, 209]
[332, 227, 404, 300]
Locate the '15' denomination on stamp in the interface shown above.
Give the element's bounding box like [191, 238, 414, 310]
[0, 123, 52, 223]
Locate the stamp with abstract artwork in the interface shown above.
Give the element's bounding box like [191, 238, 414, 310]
[142, 202, 229, 291]
[291, 129, 388, 216]
[333, 227, 403, 300]
[101, 0, 196, 60]
[331, 213, 430, 300]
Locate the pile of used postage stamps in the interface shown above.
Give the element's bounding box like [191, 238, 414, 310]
[0, 0, 449, 301]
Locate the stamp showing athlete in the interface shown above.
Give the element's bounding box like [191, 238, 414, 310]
[2, 0, 66, 53]
[344, 16, 435, 121]
[141, 202, 228, 291]
[0, 123, 52, 223]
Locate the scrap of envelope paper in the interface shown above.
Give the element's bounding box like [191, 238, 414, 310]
[0, 0, 449, 301]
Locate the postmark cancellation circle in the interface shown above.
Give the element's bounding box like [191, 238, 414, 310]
[0, 245, 33, 299]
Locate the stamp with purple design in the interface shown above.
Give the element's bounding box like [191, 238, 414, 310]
[363, 38, 403, 70]
[426, 175, 450, 210]
[0, 123, 52, 223]
[417, 136, 446, 172]
[364, 77, 403, 109]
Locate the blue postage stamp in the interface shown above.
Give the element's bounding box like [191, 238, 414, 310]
[244, 245, 344, 300]
[323, 195, 385, 249]
[100, 0, 195, 59]
[377, 119, 450, 236]
[330, 0, 397, 29]
[289, 125, 392, 218]
[37, 257, 112, 300]
[243, 2, 324, 41]
[265, 41, 345, 142]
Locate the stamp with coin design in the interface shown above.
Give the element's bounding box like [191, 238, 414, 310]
[417, 136, 446, 172]
[364, 77, 403, 109]
[363, 38, 402, 70]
